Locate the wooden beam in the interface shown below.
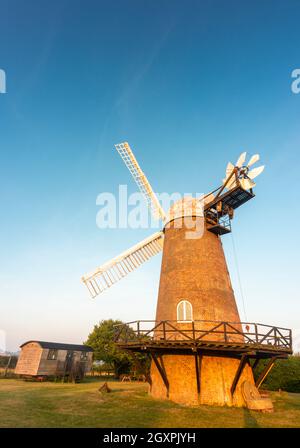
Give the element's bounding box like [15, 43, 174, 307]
[231, 354, 248, 396]
[214, 168, 237, 200]
[117, 340, 292, 358]
[255, 357, 278, 389]
[252, 358, 260, 371]
[4, 355, 12, 377]
[194, 352, 202, 395]
[151, 353, 169, 397]
[145, 373, 152, 387]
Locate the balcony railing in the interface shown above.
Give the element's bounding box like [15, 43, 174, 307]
[114, 320, 292, 352]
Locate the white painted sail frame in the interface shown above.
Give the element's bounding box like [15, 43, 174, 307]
[82, 231, 164, 298]
[115, 142, 166, 222]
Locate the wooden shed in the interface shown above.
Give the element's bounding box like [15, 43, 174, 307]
[15, 341, 93, 381]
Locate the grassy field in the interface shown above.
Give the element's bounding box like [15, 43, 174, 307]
[0, 378, 299, 428]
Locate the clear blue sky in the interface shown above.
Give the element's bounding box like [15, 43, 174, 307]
[0, 0, 299, 352]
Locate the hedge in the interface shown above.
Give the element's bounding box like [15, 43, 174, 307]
[253, 355, 300, 393]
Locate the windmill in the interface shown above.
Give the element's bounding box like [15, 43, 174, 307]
[82, 142, 292, 409]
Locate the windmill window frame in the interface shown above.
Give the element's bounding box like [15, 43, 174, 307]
[177, 300, 193, 323]
[80, 352, 89, 361]
[47, 349, 58, 360]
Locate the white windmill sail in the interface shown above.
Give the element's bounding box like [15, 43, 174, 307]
[115, 142, 166, 222]
[247, 154, 259, 167]
[223, 161, 237, 189]
[247, 165, 265, 179]
[82, 231, 164, 298]
[235, 151, 247, 168]
[222, 152, 265, 191]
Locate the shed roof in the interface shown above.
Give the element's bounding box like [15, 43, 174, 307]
[20, 341, 93, 352]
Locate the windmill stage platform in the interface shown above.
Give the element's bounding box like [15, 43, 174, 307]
[204, 185, 255, 235]
[115, 320, 292, 395]
[115, 320, 292, 356]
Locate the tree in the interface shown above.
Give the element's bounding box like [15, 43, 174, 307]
[0, 355, 18, 369]
[85, 319, 150, 378]
[253, 355, 300, 393]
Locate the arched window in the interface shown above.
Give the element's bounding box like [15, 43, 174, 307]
[177, 300, 193, 322]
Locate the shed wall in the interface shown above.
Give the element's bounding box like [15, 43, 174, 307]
[37, 349, 67, 375]
[37, 349, 93, 375]
[15, 342, 42, 375]
[15, 344, 93, 377]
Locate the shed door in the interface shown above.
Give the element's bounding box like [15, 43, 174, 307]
[65, 351, 74, 373]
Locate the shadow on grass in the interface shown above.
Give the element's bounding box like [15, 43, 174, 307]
[242, 407, 260, 428]
[97, 381, 146, 394]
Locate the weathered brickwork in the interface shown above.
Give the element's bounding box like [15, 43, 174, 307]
[151, 215, 255, 406]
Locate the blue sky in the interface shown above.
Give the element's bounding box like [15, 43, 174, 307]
[0, 0, 299, 352]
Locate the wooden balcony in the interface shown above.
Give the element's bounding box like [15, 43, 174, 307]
[114, 320, 292, 359]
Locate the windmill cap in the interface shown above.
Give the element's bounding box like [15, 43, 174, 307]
[164, 196, 204, 228]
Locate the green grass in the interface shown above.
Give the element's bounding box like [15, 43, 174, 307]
[0, 378, 299, 428]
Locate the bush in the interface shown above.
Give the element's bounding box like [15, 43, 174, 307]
[253, 355, 300, 393]
[85, 319, 150, 378]
[0, 355, 18, 369]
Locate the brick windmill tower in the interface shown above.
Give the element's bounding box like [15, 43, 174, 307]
[82, 142, 292, 410]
